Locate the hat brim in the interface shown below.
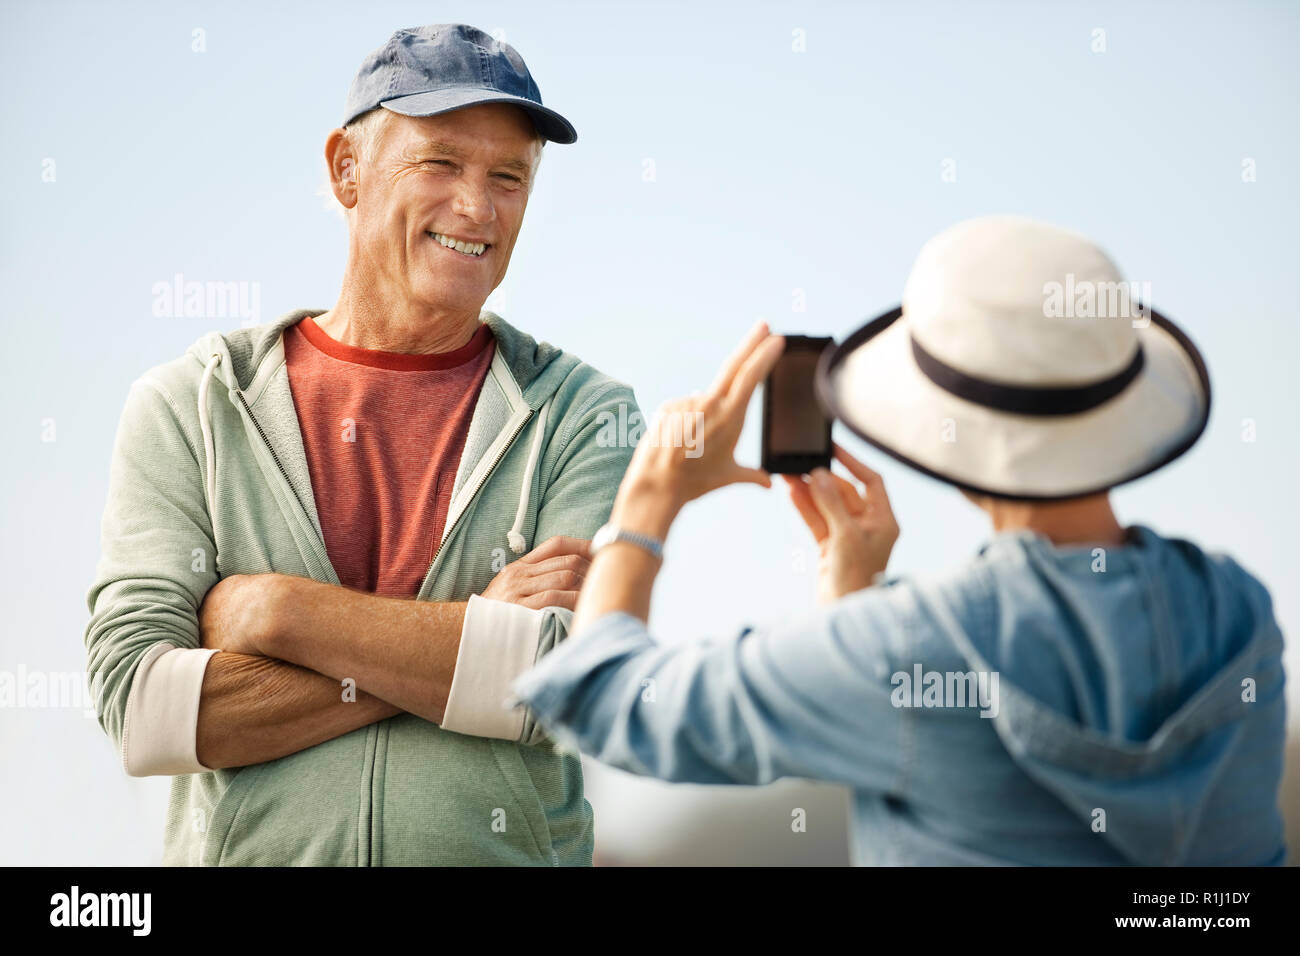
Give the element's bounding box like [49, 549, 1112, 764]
[815, 306, 1212, 501]
[376, 88, 577, 144]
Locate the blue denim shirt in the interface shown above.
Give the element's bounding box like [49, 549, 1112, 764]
[511, 525, 1288, 865]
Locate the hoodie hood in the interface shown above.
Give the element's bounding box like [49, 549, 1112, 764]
[187, 307, 584, 557]
[950, 525, 1287, 865]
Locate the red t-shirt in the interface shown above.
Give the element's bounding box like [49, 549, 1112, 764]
[283, 315, 496, 598]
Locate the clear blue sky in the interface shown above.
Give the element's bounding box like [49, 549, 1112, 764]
[2, 0, 1296, 863]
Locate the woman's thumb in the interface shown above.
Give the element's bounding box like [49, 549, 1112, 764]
[807, 468, 852, 530]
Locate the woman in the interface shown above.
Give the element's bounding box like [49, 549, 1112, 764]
[510, 215, 1287, 865]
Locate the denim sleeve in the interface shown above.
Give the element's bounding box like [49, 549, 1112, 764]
[509, 590, 910, 793]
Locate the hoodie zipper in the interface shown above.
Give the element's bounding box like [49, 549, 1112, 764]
[234, 390, 338, 583]
[414, 407, 534, 600]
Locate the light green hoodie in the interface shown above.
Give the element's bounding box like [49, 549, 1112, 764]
[84, 307, 640, 865]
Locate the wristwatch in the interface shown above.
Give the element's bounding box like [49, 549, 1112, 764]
[590, 522, 665, 561]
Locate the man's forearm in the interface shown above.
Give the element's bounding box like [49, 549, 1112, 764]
[260, 577, 468, 724]
[196, 652, 401, 769]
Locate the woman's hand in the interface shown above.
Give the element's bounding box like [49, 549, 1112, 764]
[784, 443, 900, 604]
[616, 321, 785, 528]
[576, 323, 783, 633]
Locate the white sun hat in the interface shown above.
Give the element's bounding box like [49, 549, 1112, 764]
[815, 215, 1211, 501]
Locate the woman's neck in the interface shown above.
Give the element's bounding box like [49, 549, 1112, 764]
[983, 493, 1128, 548]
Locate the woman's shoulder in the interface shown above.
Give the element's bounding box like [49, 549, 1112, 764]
[829, 555, 1002, 669]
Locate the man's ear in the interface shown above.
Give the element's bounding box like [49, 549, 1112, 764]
[325, 128, 360, 212]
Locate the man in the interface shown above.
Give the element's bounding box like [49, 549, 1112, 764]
[511, 215, 1288, 865]
[84, 23, 640, 866]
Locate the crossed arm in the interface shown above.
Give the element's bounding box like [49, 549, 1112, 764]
[86, 375, 638, 777]
[194, 536, 591, 769]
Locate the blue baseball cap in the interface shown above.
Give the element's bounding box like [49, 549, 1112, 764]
[342, 23, 577, 144]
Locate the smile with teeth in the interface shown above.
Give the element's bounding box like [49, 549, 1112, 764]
[429, 232, 490, 257]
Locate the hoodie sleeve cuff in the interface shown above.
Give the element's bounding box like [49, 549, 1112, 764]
[510, 611, 655, 720]
[121, 644, 220, 777]
[440, 594, 545, 741]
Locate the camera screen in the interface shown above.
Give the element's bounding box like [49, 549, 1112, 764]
[769, 348, 829, 454]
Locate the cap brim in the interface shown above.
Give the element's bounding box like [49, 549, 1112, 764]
[376, 88, 577, 144]
[815, 306, 1212, 501]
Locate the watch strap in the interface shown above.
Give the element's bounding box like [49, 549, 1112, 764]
[593, 522, 664, 561]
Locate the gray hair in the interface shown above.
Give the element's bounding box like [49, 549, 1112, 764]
[343, 107, 395, 165]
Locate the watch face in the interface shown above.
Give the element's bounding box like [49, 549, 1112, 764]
[592, 523, 613, 551]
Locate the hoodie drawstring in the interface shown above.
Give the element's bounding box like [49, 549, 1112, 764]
[197, 352, 222, 507]
[199, 345, 548, 559]
[507, 397, 552, 554]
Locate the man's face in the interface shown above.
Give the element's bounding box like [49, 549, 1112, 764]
[349, 103, 541, 315]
